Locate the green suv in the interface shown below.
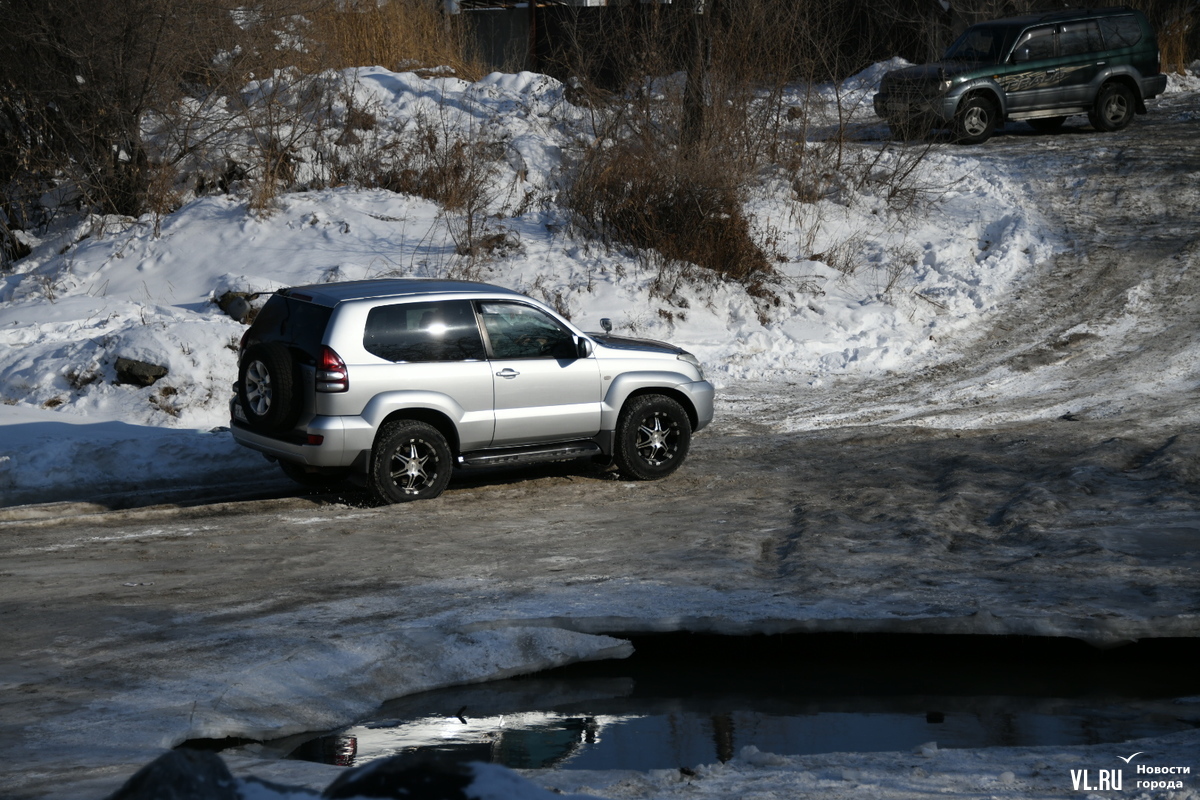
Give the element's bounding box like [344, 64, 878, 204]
[873, 7, 1167, 143]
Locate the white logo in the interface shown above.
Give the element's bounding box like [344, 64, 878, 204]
[1070, 769, 1122, 791]
[1069, 756, 1192, 792]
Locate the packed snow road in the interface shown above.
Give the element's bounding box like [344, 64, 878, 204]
[2, 421, 1199, 796]
[3, 99, 1200, 797]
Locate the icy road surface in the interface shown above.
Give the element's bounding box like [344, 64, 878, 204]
[2, 92, 1200, 798]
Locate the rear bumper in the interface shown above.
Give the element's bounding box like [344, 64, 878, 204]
[229, 400, 371, 468]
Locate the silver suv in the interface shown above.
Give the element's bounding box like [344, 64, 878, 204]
[229, 279, 714, 503]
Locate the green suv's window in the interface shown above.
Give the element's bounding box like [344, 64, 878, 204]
[945, 24, 1009, 62]
[1060, 20, 1104, 56]
[1099, 15, 1142, 48]
[364, 300, 485, 363]
[1012, 26, 1056, 61]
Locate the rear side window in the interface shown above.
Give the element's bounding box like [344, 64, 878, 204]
[1059, 20, 1104, 56]
[1099, 15, 1143, 48]
[364, 300, 485, 363]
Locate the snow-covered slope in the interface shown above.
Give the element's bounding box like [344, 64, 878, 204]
[0, 64, 1067, 504]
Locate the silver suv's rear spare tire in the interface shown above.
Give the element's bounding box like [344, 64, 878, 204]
[370, 421, 453, 503]
[238, 342, 299, 433]
[614, 394, 691, 480]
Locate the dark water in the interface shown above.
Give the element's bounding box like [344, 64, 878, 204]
[234, 633, 1200, 771]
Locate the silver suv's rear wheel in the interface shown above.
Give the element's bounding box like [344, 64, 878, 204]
[614, 394, 691, 480]
[370, 421, 453, 503]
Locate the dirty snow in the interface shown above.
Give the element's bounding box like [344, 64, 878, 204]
[3, 59, 1200, 800]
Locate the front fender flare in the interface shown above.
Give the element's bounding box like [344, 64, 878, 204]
[602, 371, 701, 431]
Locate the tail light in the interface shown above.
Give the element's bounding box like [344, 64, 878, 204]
[316, 346, 348, 393]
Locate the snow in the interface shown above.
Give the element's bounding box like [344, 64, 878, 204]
[3, 58, 1200, 800]
[0, 62, 1058, 502]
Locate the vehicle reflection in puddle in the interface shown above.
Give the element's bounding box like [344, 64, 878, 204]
[269, 631, 1200, 772]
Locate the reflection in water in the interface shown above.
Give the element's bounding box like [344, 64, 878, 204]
[280, 685, 1197, 771]
[265, 635, 1200, 772]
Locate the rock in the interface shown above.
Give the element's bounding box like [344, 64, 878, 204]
[114, 357, 168, 387]
[105, 749, 238, 800]
[214, 291, 257, 324]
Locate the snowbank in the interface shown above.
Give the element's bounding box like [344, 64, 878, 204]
[1, 63, 1055, 507]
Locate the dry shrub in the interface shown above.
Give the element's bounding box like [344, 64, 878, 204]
[564, 1, 798, 294]
[570, 143, 770, 285]
[1125, 0, 1197, 72]
[308, 0, 483, 80]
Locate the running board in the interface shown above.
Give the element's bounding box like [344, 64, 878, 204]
[458, 440, 602, 468]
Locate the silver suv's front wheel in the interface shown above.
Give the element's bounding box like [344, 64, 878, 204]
[614, 394, 692, 480]
[370, 420, 453, 503]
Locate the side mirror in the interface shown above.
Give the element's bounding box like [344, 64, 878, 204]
[600, 318, 613, 334]
[576, 337, 593, 358]
[1012, 47, 1030, 63]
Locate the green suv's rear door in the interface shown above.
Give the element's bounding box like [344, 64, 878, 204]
[1056, 19, 1106, 105]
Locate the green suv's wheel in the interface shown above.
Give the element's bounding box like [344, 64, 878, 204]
[238, 342, 299, 433]
[370, 421, 453, 503]
[953, 96, 997, 144]
[1089, 83, 1136, 132]
[614, 395, 691, 481]
[1027, 116, 1066, 133]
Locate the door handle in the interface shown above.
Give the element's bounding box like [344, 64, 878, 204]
[496, 368, 520, 379]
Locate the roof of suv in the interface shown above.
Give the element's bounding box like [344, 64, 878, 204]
[979, 6, 1140, 28]
[280, 279, 523, 306]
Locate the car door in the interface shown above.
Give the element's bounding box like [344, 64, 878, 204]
[1056, 19, 1106, 105]
[476, 300, 602, 446]
[1002, 25, 1062, 112]
[360, 299, 495, 450]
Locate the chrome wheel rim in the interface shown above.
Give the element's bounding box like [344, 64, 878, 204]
[963, 106, 990, 137]
[244, 360, 272, 416]
[635, 412, 680, 466]
[1103, 95, 1129, 125]
[389, 439, 438, 494]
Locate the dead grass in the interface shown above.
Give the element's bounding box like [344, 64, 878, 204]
[308, 0, 484, 80]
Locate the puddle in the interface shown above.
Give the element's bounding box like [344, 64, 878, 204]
[220, 633, 1200, 771]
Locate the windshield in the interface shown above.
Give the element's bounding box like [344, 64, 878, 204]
[944, 24, 1011, 63]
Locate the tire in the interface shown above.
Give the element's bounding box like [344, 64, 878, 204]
[238, 342, 300, 433]
[953, 95, 997, 144]
[279, 461, 349, 489]
[613, 395, 691, 481]
[369, 420, 453, 503]
[1089, 83, 1135, 132]
[1027, 116, 1066, 133]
